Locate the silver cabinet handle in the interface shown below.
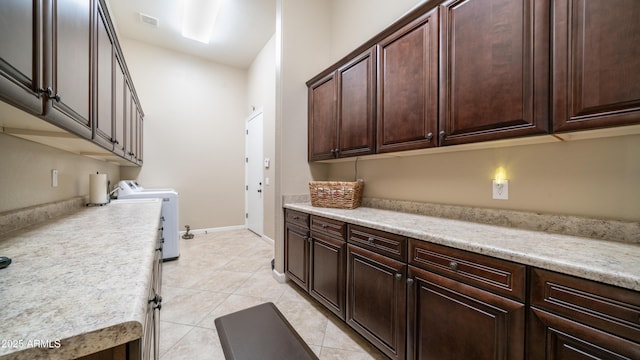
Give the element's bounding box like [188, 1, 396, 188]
[449, 261, 459, 271]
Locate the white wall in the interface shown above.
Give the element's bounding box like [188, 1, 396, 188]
[274, 0, 334, 272]
[120, 39, 248, 230]
[329, 0, 426, 60]
[0, 131, 120, 213]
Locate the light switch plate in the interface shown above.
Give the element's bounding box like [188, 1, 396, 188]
[492, 179, 508, 200]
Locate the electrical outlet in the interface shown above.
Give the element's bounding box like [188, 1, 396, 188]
[51, 169, 59, 187]
[492, 179, 508, 200]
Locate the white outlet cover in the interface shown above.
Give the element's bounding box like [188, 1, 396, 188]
[492, 179, 508, 200]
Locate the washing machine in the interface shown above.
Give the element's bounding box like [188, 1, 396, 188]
[117, 180, 180, 261]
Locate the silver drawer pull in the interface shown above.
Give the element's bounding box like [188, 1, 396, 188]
[367, 237, 374, 244]
[449, 261, 459, 271]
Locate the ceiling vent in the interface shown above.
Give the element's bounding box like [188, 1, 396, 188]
[139, 13, 159, 27]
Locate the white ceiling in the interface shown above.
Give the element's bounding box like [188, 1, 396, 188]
[106, 0, 277, 69]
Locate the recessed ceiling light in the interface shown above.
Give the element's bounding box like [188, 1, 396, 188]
[139, 13, 159, 27]
[182, 0, 223, 44]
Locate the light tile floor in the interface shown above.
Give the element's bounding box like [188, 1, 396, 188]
[159, 229, 387, 359]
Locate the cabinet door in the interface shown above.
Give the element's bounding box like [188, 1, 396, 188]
[152, 237, 162, 360]
[113, 54, 126, 157]
[44, 0, 93, 138]
[94, 1, 114, 150]
[0, 0, 44, 114]
[285, 223, 310, 291]
[552, 0, 640, 132]
[528, 308, 640, 359]
[439, 0, 549, 145]
[336, 47, 376, 158]
[123, 80, 134, 159]
[308, 72, 337, 161]
[310, 232, 346, 320]
[137, 113, 144, 164]
[407, 265, 525, 360]
[377, 8, 439, 153]
[347, 244, 406, 360]
[129, 99, 139, 160]
[529, 268, 640, 355]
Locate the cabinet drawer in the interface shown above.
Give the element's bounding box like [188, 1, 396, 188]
[285, 209, 309, 229]
[409, 240, 526, 302]
[311, 216, 346, 241]
[348, 225, 406, 261]
[530, 268, 640, 343]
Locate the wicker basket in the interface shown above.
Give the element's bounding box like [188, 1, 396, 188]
[309, 180, 364, 209]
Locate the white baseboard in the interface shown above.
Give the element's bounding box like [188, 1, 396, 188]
[272, 269, 287, 284]
[261, 234, 275, 245]
[179, 224, 247, 236]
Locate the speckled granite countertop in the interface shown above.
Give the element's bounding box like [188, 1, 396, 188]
[285, 203, 640, 292]
[0, 199, 162, 359]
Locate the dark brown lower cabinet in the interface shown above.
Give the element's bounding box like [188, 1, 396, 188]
[76, 341, 142, 360]
[528, 268, 640, 359]
[285, 211, 347, 320]
[407, 265, 525, 360]
[284, 209, 640, 360]
[310, 231, 346, 320]
[285, 222, 310, 291]
[529, 308, 639, 359]
[347, 243, 407, 360]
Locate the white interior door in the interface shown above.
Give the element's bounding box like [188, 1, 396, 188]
[246, 111, 264, 235]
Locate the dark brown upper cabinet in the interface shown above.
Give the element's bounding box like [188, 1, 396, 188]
[94, 0, 115, 150]
[308, 72, 337, 161]
[438, 0, 550, 146]
[552, 0, 640, 132]
[0, 0, 44, 115]
[113, 54, 127, 157]
[308, 47, 376, 161]
[0, 0, 143, 166]
[116, 74, 145, 166]
[128, 94, 144, 164]
[377, 8, 439, 153]
[43, 0, 93, 139]
[306, 0, 639, 161]
[337, 47, 376, 158]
